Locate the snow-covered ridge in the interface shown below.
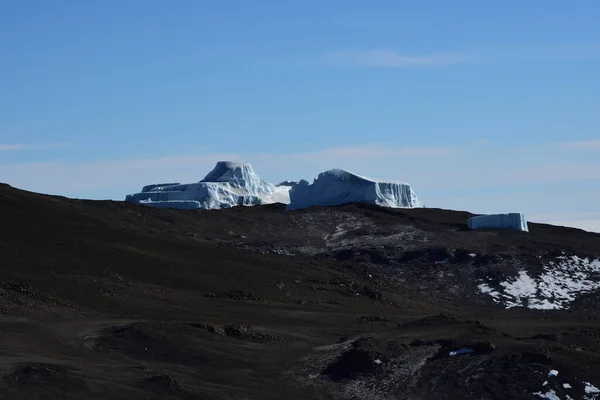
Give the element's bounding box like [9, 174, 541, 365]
[287, 169, 423, 211]
[478, 255, 600, 310]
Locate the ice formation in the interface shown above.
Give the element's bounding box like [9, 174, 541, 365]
[126, 162, 290, 210]
[286, 169, 423, 211]
[127, 164, 424, 211]
[467, 213, 529, 232]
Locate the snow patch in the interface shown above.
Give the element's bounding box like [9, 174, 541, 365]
[477, 256, 600, 310]
[533, 370, 598, 400]
[502, 271, 538, 308]
[534, 389, 560, 400]
[586, 382, 600, 398]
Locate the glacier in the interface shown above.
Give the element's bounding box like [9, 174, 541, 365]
[286, 169, 424, 211]
[126, 161, 291, 210]
[467, 213, 529, 232]
[126, 163, 424, 212]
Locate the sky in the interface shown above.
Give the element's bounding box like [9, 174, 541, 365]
[1, 1, 600, 232]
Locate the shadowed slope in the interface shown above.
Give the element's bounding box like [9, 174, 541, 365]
[0, 183, 599, 399]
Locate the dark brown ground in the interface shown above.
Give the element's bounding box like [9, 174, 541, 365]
[1, 183, 599, 399]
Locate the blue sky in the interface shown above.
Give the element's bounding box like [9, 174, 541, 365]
[1, 1, 600, 231]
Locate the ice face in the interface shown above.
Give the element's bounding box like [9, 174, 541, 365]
[126, 161, 290, 210]
[467, 213, 529, 232]
[286, 169, 423, 211]
[201, 161, 276, 197]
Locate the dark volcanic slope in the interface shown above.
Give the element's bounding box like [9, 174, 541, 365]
[1, 183, 600, 400]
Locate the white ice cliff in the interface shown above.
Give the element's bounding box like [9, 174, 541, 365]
[126, 162, 290, 210]
[467, 213, 529, 232]
[286, 169, 424, 211]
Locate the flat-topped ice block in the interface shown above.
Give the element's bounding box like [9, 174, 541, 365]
[467, 213, 529, 232]
[287, 169, 423, 211]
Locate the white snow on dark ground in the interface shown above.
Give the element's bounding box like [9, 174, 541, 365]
[478, 256, 600, 310]
[532, 369, 599, 400]
[534, 389, 561, 400]
[586, 382, 600, 398]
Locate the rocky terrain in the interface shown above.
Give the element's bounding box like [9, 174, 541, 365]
[1, 182, 599, 399]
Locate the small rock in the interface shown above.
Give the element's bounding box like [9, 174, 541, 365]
[532, 333, 560, 341]
[472, 342, 497, 354]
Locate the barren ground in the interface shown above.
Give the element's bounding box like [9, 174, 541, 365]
[1, 183, 599, 399]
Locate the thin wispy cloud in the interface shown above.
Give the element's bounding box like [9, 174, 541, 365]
[2, 141, 599, 194]
[323, 50, 465, 68]
[558, 139, 600, 150]
[0, 145, 30, 151]
[0, 143, 459, 194]
[322, 44, 600, 68]
[0, 143, 71, 151]
[259, 144, 457, 160]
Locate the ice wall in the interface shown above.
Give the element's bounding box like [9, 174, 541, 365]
[287, 169, 424, 211]
[201, 161, 276, 198]
[126, 162, 289, 210]
[467, 213, 529, 232]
